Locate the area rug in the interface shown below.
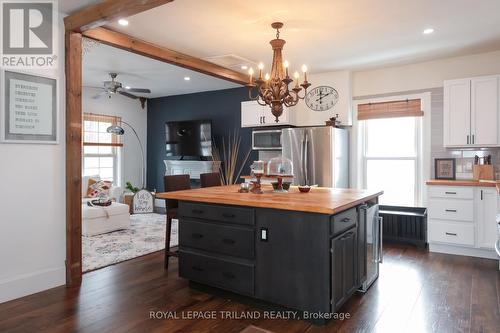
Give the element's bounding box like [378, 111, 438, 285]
[82, 213, 177, 272]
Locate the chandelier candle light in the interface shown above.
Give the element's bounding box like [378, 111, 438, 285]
[247, 22, 311, 122]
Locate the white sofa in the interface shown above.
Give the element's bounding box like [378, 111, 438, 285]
[82, 176, 131, 236]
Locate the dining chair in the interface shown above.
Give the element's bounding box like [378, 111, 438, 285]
[163, 174, 190, 269]
[200, 172, 222, 188]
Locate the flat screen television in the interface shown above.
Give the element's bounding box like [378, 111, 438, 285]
[165, 120, 212, 157]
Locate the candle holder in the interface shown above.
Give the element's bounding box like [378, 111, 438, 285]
[250, 160, 265, 194]
[250, 173, 264, 194]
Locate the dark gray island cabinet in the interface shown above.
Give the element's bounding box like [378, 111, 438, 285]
[174, 189, 380, 315]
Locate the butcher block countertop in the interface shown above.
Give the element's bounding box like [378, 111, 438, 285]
[156, 185, 383, 215]
[426, 179, 500, 194]
[426, 179, 499, 187]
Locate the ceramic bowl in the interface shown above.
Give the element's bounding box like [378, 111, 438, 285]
[298, 185, 311, 193]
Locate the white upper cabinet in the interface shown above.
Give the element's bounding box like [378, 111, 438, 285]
[471, 76, 499, 146]
[241, 100, 293, 128]
[443, 75, 500, 147]
[241, 101, 263, 127]
[444, 79, 471, 146]
[262, 104, 291, 125]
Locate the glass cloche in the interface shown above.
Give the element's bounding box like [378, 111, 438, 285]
[267, 156, 293, 192]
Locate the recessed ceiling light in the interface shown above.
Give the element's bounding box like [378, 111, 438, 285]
[118, 19, 129, 26]
[423, 28, 434, 35]
[184, 77, 190, 81]
[241, 65, 248, 70]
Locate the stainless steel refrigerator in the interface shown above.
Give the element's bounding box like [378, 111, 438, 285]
[282, 127, 349, 187]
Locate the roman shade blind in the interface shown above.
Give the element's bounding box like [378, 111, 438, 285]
[357, 98, 423, 120]
[83, 113, 123, 147]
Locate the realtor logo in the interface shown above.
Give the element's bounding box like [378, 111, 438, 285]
[1, 0, 57, 68]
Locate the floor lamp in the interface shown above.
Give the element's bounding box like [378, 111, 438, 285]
[107, 121, 146, 189]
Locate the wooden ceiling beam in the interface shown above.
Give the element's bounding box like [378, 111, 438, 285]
[82, 27, 248, 85]
[64, 0, 174, 32]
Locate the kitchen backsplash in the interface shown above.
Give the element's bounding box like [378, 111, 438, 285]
[437, 149, 500, 179]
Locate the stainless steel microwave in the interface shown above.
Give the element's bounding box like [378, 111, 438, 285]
[252, 129, 282, 150]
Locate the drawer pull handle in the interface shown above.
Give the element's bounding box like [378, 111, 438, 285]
[445, 209, 457, 212]
[192, 209, 203, 214]
[341, 217, 351, 223]
[191, 233, 204, 239]
[222, 213, 236, 218]
[222, 238, 236, 245]
[222, 272, 236, 279]
[192, 266, 204, 272]
[445, 232, 458, 236]
[445, 192, 457, 195]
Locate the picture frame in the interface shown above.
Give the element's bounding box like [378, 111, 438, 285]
[1, 70, 58, 144]
[435, 158, 456, 180]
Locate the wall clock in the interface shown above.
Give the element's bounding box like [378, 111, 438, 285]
[305, 86, 339, 111]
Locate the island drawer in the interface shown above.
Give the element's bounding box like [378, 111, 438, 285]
[179, 251, 254, 296]
[179, 202, 254, 226]
[180, 219, 254, 259]
[331, 207, 357, 235]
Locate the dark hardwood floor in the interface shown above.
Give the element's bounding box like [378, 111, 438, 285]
[1, 244, 499, 333]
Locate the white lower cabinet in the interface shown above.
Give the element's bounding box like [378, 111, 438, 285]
[428, 221, 475, 246]
[475, 187, 498, 249]
[428, 199, 474, 222]
[427, 185, 498, 258]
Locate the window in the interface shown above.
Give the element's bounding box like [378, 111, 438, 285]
[359, 98, 423, 207]
[82, 114, 122, 184]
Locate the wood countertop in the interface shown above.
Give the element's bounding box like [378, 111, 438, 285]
[426, 179, 500, 194]
[156, 185, 383, 215]
[426, 179, 499, 187]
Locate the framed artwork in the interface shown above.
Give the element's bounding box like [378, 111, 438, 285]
[1, 70, 58, 144]
[435, 158, 456, 180]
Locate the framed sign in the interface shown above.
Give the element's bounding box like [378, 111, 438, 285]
[132, 189, 154, 214]
[1, 70, 58, 143]
[435, 158, 456, 180]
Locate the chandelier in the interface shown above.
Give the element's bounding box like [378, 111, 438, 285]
[247, 22, 311, 122]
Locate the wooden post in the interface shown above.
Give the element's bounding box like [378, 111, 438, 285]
[65, 31, 83, 287]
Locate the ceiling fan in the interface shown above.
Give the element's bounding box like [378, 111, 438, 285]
[89, 73, 151, 109]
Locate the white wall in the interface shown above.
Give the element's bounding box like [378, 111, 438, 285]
[291, 70, 353, 126]
[353, 50, 500, 97]
[82, 88, 147, 189]
[0, 18, 66, 303]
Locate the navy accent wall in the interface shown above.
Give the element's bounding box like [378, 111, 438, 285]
[147, 87, 258, 191]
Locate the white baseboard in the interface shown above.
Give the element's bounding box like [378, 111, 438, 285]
[429, 243, 498, 260]
[0, 266, 65, 304]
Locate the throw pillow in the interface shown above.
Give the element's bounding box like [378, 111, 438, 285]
[83, 175, 100, 198]
[87, 179, 112, 198]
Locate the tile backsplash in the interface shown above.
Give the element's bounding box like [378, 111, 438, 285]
[430, 86, 500, 179]
[439, 149, 500, 179]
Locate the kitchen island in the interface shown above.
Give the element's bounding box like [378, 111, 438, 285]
[157, 185, 383, 317]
